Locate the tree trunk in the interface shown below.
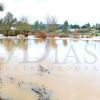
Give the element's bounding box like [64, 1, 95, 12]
[6, 29, 9, 36]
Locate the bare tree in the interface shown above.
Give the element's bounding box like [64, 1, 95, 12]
[46, 14, 58, 33]
[20, 16, 29, 23]
[46, 14, 51, 32]
[51, 16, 58, 33]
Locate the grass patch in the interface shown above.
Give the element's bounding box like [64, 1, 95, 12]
[58, 32, 100, 36]
[97, 33, 100, 36]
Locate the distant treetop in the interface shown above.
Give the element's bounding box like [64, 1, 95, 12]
[0, 3, 5, 11]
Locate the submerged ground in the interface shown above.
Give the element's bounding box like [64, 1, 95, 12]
[0, 38, 100, 100]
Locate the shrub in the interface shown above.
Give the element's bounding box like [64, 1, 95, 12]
[35, 31, 46, 38]
[59, 34, 70, 38]
[47, 33, 56, 38]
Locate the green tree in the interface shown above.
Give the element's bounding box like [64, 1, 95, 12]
[87, 23, 90, 28]
[16, 21, 23, 34]
[81, 25, 87, 28]
[0, 18, 3, 26]
[0, 3, 4, 33]
[93, 25, 96, 29]
[62, 20, 68, 33]
[40, 21, 45, 30]
[16, 16, 31, 35]
[3, 12, 17, 36]
[59, 25, 63, 29]
[81, 23, 90, 29]
[34, 20, 40, 31]
[0, 3, 4, 12]
[0, 18, 3, 33]
[71, 24, 80, 29]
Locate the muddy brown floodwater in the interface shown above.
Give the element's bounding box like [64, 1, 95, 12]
[0, 38, 100, 100]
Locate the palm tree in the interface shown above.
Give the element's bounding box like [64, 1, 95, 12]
[0, 3, 4, 12]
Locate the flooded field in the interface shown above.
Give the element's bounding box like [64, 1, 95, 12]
[0, 38, 100, 100]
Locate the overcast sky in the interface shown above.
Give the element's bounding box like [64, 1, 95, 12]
[0, 0, 100, 26]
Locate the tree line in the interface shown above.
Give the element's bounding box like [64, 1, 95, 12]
[0, 3, 99, 36]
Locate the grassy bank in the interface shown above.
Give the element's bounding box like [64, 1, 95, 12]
[58, 32, 100, 36]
